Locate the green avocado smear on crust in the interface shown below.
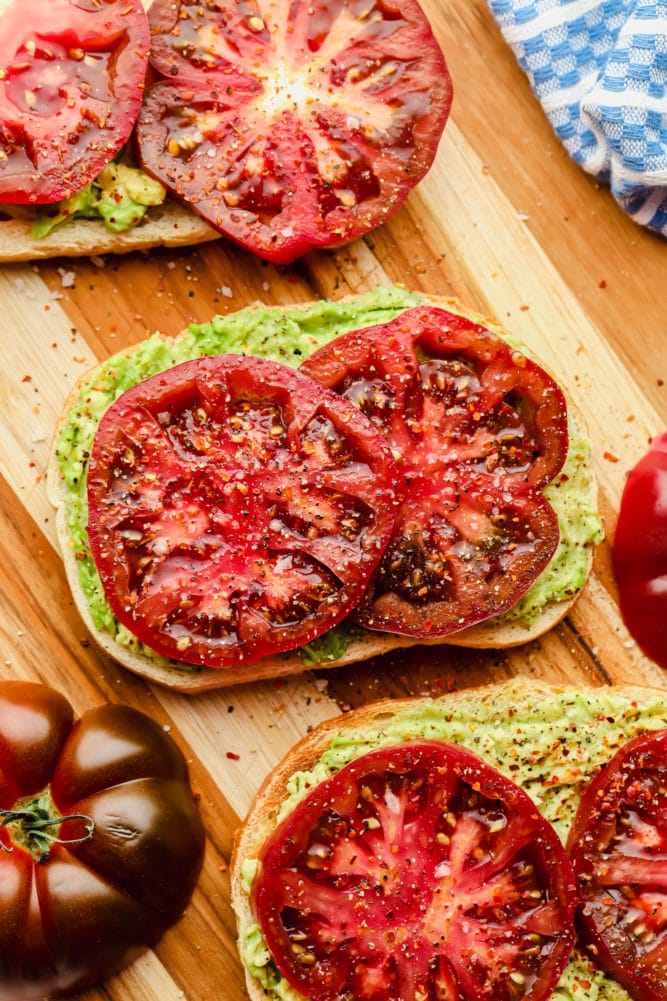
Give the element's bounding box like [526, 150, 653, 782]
[54, 286, 603, 677]
[240, 681, 667, 1001]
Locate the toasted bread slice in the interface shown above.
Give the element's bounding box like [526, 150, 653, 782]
[230, 676, 667, 1001]
[47, 293, 600, 692]
[0, 200, 218, 262]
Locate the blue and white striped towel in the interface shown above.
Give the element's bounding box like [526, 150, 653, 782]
[487, 0, 667, 238]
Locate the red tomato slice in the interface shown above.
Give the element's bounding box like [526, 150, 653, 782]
[568, 728, 667, 1001]
[299, 305, 567, 636]
[612, 431, 667, 671]
[134, 0, 452, 263]
[0, 0, 150, 204]
[86, 354, 397, 668]
[355, 470, 560, 635]
[252, 741, 577, 1001]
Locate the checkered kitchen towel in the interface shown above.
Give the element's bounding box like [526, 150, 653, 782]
[487, 0, 667, 237]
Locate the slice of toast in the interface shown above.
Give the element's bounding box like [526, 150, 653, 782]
[47, 294, 600, 692]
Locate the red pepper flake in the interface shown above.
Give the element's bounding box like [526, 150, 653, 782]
[272, 703, 287, 713]
[22, 374, 32, 382]
[603, 451, 619, 463]
[519, 304, 530, 311]
[226, 751, 240, 761]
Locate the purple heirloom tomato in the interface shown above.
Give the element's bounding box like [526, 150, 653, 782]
[0, 681, 205, 1000]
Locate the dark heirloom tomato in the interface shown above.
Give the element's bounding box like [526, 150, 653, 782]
[299, 305, 567, 636]
[568, 728, 667, 1001]
[0, 0, 150, 204]
[613, 431, 667, 671]
[86, 354, 397, 668]
[135, 0, 452, 263]
[252, 741, 577, 1001]
[0, 680, 205, 1001]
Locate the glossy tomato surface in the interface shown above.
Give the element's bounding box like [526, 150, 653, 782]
[135, 0, 452, 263]
[0, 680, 205, 1000]
[86, 354, 397, 668]
[613, 431, 667, 670]
[300, 305, 568, 636]
[0, 0, 150, 204]
[568, 728, 667, 1001]
[252, 740, 577, 1001]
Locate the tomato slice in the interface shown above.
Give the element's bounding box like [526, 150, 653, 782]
[299, 305, 567, 635]
[0, 0, 150, 204]
[568, 728, 667, 1001]
[86, 354, 397, 668]
[252, 741, 577, 1001]
[612, 431, 667, 671]
[134, 0, 452, 263]
[355, 470, 560, 635]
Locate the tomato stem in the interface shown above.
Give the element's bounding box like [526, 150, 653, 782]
[0, 791, 95, 863]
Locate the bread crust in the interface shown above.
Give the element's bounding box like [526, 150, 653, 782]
[0, 200, 218, 262]
[47, 295, 597, 692]
[229, 676, 666, 1001]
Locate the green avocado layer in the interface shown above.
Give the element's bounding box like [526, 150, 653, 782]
[54, 286, 603, 675]
[31, 162, 166, 238]
[240, 682, 667, 1001]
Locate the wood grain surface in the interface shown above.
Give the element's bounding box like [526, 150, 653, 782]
[1, 1, 666, 999]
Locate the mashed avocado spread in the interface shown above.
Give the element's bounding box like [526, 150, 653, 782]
[54, 286, 603, 675]
[31, 161, 166, 239]
[239, 681, 667, 1001]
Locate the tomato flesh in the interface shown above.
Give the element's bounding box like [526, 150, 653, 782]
[252, 741, 576, 1001]
[135, 0, 452, 263]
[613, 431, 667, 670]
[299, 306, 568, 636]
[0, 681, 204, 1001]
[568, 728, 667, 1001]
[0, 0, 150, 204]
[86, 354, 397, 668]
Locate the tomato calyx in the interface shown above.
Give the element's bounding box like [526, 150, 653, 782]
[0, 790, 95, 863]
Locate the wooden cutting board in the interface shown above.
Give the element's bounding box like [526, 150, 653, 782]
[1, 1, 666, 998]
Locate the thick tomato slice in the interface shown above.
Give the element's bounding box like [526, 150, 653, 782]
[252, 741, 577, 1001]
[0, 0, 150, 204]
[134, 0, 452, 263]
[86, 354, 397, 668]
[299, 305, 567, 636]
[356, 470, 560, 635]
[568, 728, 667, 1001]
[612, 431, 667, 670]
